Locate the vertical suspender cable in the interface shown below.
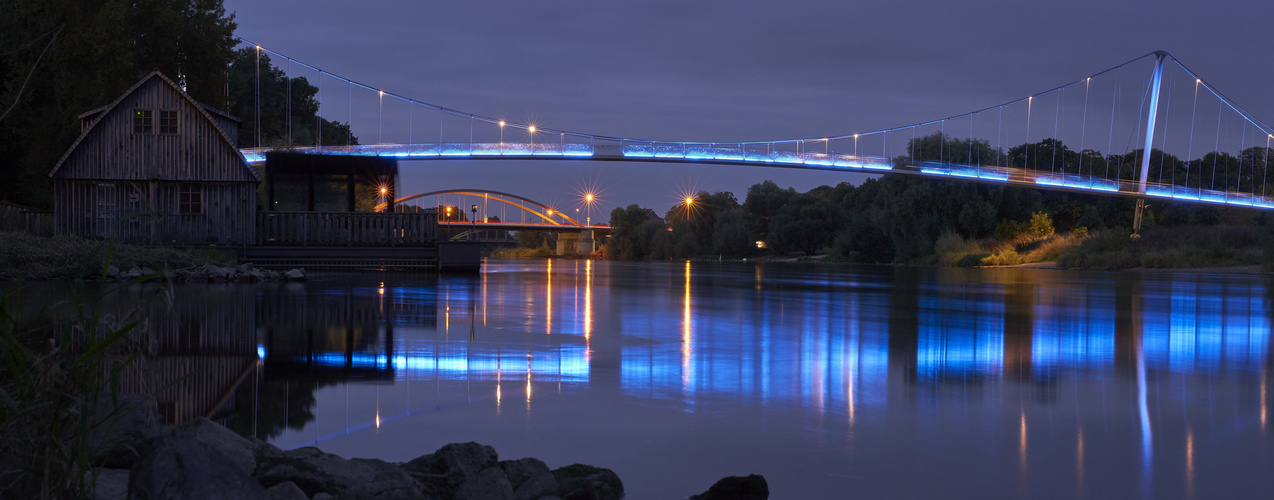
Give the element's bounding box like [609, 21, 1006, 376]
[1080, 78, 1090, 179]
[287, 58, 292, 147]
[1237, 121, 1246, 196]
[348, 80, 352, 148]
[255, 45, 260, 149]
[997, 106, 1003, 168]
[317, 71, 322, 150]
[1052, 89, 1061, 175]
[1026, 96, 1033, 173]
[1211, 99, 1222, 191]
[1106, 68, 1120, 181]
[1186, 79, 1199, 191]
[969, 113, 975, 168]
[1264, 134, 1270, 197]
[1157, 80, 1173, 187]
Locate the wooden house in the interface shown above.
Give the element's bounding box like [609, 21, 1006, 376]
[50, 71, 258, 245]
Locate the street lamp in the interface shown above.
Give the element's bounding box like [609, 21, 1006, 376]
[499, 120, 506, 153]
[584, 193, 594, 226]
[471, 204, 478, 241]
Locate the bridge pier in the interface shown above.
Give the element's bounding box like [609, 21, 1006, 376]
[555, 231, 595, 255]
[1131, 199, 1147, 239]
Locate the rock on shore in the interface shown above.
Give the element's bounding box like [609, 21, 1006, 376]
[103, 263, 306, 283]
[91, 404, 626, 500]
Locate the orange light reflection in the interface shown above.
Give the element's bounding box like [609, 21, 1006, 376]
[682, 261, 692, 390]
[546, 260, 552, 334]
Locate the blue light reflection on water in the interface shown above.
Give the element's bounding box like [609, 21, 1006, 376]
[246, 263, 1272, 499]
[276, 269, 1270, 398]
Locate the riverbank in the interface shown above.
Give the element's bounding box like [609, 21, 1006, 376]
[0, 231, 231, 280]
[20, 393, 765, 499]
[487, 224, 1273, 273]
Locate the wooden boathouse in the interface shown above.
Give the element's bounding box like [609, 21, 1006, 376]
[50, 71, 258, 245]
[50, 72, 476, 271]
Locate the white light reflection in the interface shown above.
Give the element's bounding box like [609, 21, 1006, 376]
[1136, 321, 1153, 499]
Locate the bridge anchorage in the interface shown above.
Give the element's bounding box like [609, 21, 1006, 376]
[235, 42, 1274, 237]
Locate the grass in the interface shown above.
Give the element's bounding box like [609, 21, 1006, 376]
[0, 282, 150, 498]
[931, 230, 1087, 267]
[490, 246, 555, 259]
[1055, 225, 1270, 270]
[0, 232, 229, 280]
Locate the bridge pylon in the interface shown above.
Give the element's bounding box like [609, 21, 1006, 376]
[1131, 51, 1167, 239]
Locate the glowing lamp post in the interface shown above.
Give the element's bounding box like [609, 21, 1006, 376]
[471, 204, 478, 241]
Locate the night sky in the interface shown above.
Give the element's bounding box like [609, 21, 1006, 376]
[223, 0, 1274, 218]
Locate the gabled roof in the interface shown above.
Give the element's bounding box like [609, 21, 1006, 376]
[49, 71, 256, 181]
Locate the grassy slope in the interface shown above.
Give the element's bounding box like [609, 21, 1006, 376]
[0, 232, 230, 279]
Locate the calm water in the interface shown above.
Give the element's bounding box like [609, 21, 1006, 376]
[18, 261, 1274, 498]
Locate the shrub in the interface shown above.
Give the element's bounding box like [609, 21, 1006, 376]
[1027, 212, 1055, 240]
[981, 249, 1024, 266]
[993, 219, 1025, 241]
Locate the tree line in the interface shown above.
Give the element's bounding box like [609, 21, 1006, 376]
[0, 1, 355, 209]
[606, 133, 1274, 262]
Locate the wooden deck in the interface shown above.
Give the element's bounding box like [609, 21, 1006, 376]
[243, 210, 479, 271]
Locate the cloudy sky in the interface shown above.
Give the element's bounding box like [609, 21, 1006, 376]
[223, 0, 1274, 217]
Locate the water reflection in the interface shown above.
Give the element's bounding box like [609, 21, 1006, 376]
[14, 262, 1272, 498]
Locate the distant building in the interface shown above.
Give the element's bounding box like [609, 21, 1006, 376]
[49, 71, 258, 244]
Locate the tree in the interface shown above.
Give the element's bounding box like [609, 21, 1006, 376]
[742, 181, 795, 238]
[766, 193, 839, 255]
[712, 208, 754, 257]
[225, 47, 356, 148]
[0, 0, 238, 207]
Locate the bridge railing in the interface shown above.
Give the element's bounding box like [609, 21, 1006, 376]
[258, 211, 438, 246]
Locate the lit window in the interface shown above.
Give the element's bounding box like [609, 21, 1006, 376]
[159, 110, 178, 134]
[178, 183, 202, 214]
[133, 109, 153, 134]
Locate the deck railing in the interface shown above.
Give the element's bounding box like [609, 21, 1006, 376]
[257, 211, 438, 246]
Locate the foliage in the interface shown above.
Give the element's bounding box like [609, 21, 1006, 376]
[0, 232, 229, 280]
[515, 230, 555, 250]
[0, 284, 150, 498]
[490, 246, 555, 259]
[1026, 212, 1055, 240]
[0, 0, 238, 208]
[226, 48, 357, 148]
[1056, 226, 1269, 269]
[980, 248, 1024, 266]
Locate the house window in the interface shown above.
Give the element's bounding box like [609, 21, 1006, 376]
[133, 109, 153, 134]
[179, 183, 202, 214]
[159, 110, 179, 134]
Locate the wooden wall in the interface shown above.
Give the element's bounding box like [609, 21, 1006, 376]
[52, 73, 257, 245]
[55, 180, 257, 244]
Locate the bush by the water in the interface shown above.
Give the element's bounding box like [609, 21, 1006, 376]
[1056, 225, 1270, 269]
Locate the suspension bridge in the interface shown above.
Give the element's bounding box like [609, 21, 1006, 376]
[235, 43, 1274, 234]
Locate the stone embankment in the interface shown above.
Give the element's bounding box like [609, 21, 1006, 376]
[93, 401, 625, 499]
[102, 263, 307, 282]
[89, 395, 772, 500]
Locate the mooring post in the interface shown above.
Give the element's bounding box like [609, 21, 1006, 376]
[1132, 51, 1167, 239]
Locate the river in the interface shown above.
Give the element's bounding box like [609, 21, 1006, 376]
[15, 260, 1273, 499]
